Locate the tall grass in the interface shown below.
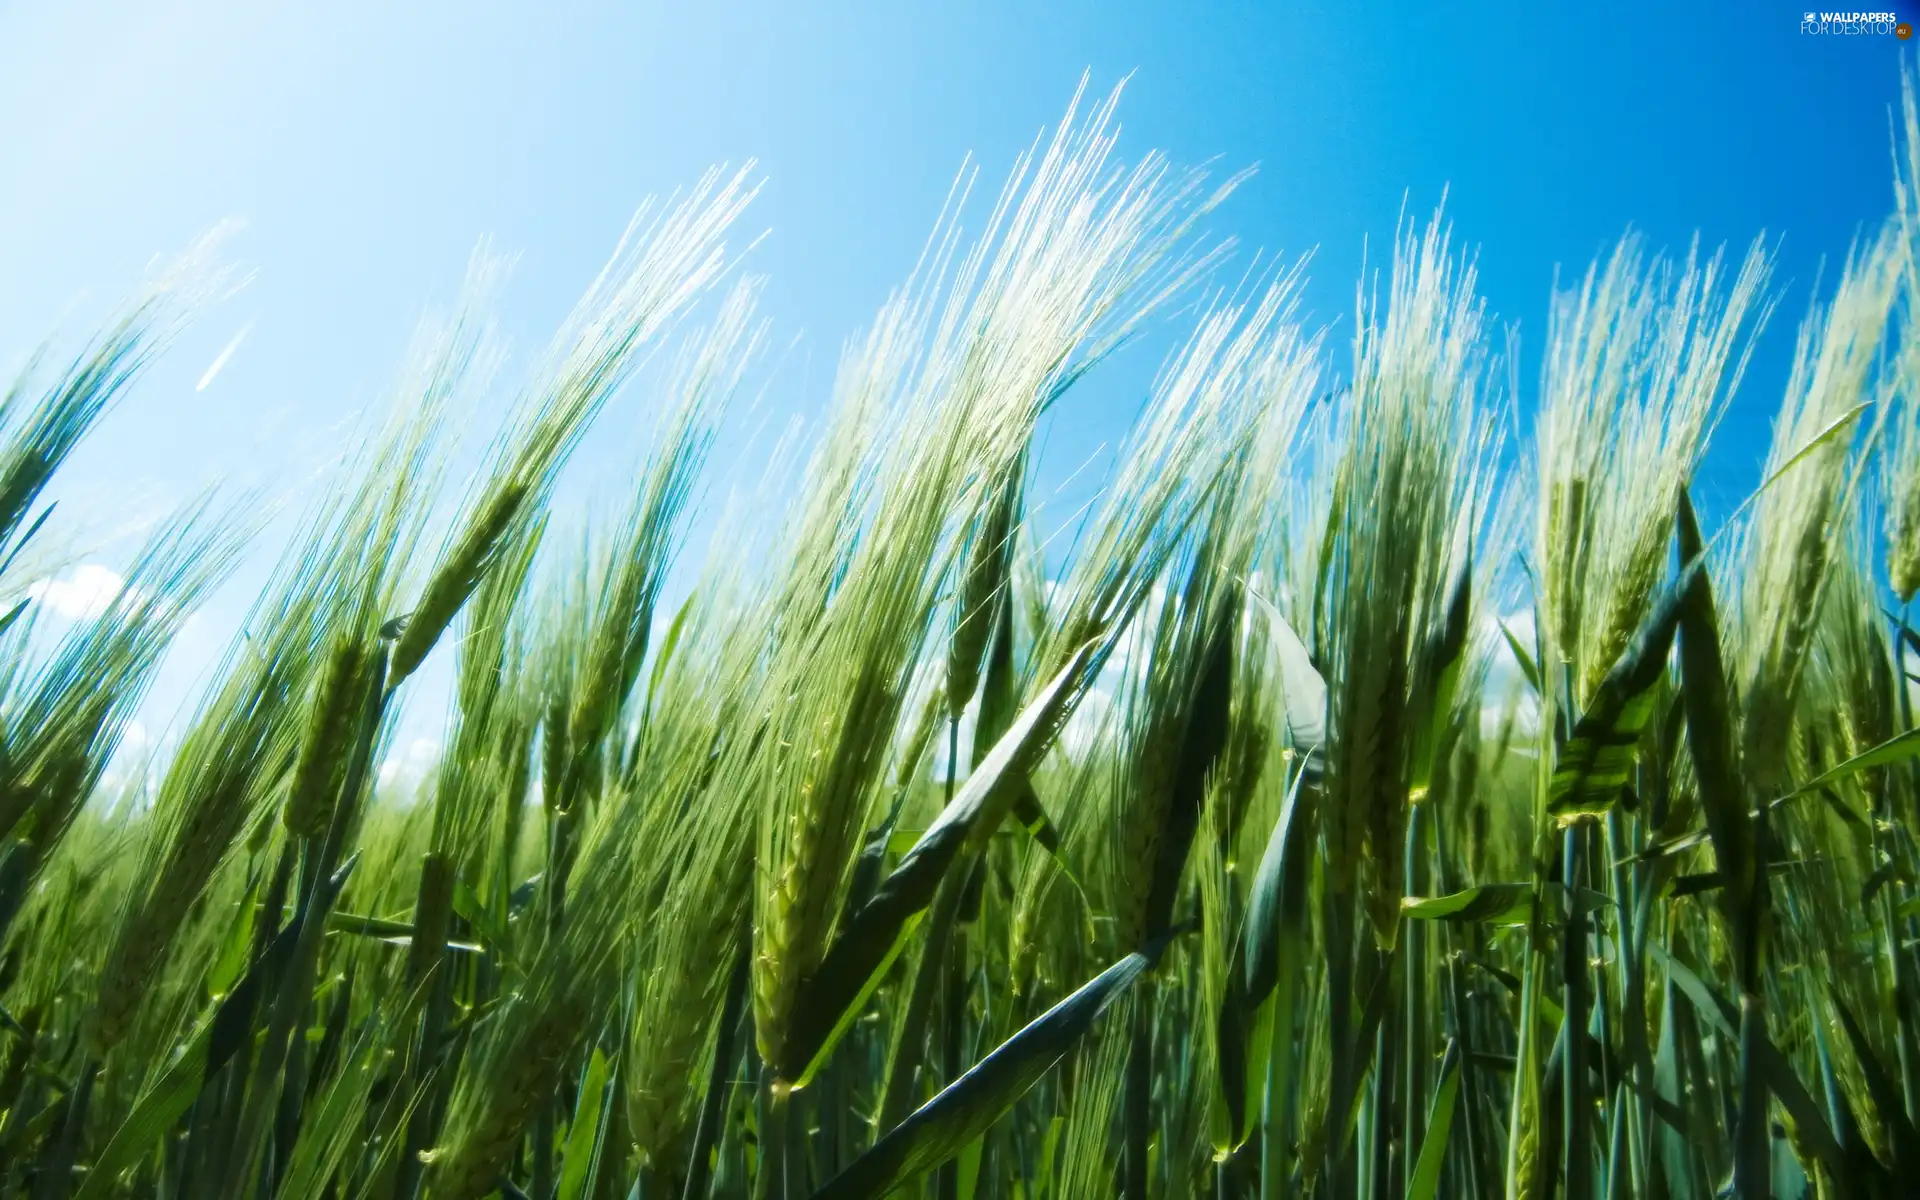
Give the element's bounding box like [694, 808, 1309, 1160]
[2, 74, 1919, 1200]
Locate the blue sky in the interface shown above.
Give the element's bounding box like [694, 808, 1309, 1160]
[0, 0, 1909, 760]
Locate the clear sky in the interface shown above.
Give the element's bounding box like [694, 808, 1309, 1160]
[0, 1, 1910, 763]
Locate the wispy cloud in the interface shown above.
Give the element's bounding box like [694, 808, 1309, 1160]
[196, 320, 252, 391]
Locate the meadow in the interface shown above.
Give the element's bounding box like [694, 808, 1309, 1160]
[0, 76, 1914, 1199]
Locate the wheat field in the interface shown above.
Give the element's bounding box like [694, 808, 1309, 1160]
[0, 74, 1914, 1199]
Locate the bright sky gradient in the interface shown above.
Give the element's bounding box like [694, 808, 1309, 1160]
[0, 1, 1910, 762]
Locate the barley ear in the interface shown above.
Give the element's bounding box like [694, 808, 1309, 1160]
[390, 482, 530, 687]
[948, 465, 1021, 721]
[282, 636, 371, 838]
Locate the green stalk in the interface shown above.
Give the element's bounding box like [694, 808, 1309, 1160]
[1404, 800, 1428, 1200]
[1504, 950, 1542, 1200]
[397, 851, 459, 1200]
[682, 938, 751, 1200]
[875, 856, 974, 1135]
[1441, 951, 1485, 1197]
[1603, 807, 1649, 1198]
[1258, 885, 1307, 1200]
[1123, 987, 1153, 1200]
[533, 1105, 556, 1200]
[1323, 886, 1357, 1200]
[753, 1060, 792, 1200]
[1563, 822, 1590, 1200]
[1730, 816, 1771, 1199]
[270, 1006, 312, 1193]
[220, 646, 388, 1200]
[935, 862, 975, 1200]
[1355, 1069, 1373, 1200]
[29, 1059, 94, 1200]
[935, 715, 963, 1200]
[1893, 607, 1920, 1126]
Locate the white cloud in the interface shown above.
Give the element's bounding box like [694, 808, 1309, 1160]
[27, 563, 129, 621]
[1480, 609, 1541, 739]
[1057, 682, 1117, 762]
[1481, 610, 1535, 692]
[95, 718, 173, 804]
[378, 736, 442, 797]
